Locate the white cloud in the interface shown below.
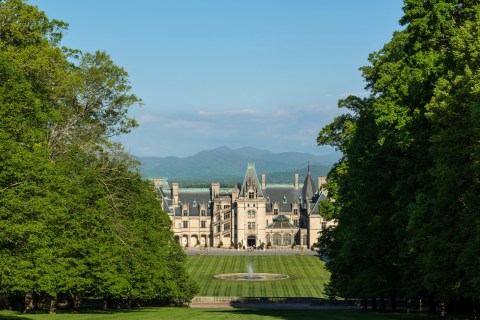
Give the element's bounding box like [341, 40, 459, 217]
[136, 114, 164, 124]
[198, 109, 263, 118]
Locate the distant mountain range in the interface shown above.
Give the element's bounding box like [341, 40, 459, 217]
[135, 146, 340, 185]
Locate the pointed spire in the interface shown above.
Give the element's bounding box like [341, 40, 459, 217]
[240, 163, 264, 197]
[302, 162, 315, 200]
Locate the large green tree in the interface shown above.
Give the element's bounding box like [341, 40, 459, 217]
[0, 0, 197, 313]
[318, 0, 480, 313]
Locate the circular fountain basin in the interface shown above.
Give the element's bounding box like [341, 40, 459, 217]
[213, 273, 289, 281]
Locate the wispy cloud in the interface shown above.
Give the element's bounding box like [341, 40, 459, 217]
[198, 109, 263, 118]
[127, 104, 346, 157]
[136, 114, 164, 124]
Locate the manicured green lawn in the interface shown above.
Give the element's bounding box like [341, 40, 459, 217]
[0, 308, 441, 320]
[185, 255, 329, 297]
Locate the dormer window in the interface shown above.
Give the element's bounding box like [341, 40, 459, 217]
[192, 200, 197, 207]
[248, 191, 255, 199]
[283, 196, 287, 204]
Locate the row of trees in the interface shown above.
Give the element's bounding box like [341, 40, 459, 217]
[318, 0, 480, 314]
[0, 0, 197, 313]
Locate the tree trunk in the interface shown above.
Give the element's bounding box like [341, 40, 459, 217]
[72, 294, 82, 313]
[380, 296, 385, 311]
[49, 295, 58, 314]
[362, 298, 368, 310]
[440, 300, 446, 318]
[390, 295, 396, 311]
[371, 296, 377, 310]
[428, 294, 436, 313]
[23, 292, 34, 314]
[103, 296, 111, 310]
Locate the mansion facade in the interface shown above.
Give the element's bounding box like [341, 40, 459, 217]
[153, 163, 335, 248]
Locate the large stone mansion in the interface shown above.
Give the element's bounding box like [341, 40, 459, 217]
[153, 163, 335, 248]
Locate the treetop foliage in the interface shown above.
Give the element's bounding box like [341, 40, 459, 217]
[0, 0, 197, 313]
[317, 0, 480, 313]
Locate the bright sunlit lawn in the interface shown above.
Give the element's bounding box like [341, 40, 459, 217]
[185, 255, 329, 298]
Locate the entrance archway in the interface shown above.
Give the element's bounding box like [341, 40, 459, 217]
[247, 236, 256, 247]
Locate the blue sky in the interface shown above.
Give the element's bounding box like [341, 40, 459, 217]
[30, 0, 404, 157]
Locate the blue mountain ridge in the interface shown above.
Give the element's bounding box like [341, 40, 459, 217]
[135, 146, 340, 183]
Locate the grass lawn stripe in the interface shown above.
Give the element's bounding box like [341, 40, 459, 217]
[186, 255, 329, 298]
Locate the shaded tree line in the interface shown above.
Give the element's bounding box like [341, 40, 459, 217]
[0, 0, 197, 313]
[318, 0, 480, 315]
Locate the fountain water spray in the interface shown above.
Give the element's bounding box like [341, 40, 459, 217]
[247, 264, 254, 279]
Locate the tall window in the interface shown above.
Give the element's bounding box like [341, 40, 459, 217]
[274, 209, 278, 215]
[284, 234, 292, 245]
[224, 223, 230, 231]
[200, 209, 206, 216]
[321, 222, 327, 229]
[183, 221, 188, 228]
[293, 209, 298, 215]
[294, 219, 299, 226]
[183, 209, 188, 216]
[273, 233, 281, 246]
[249, 191, 254, 199]
[201, 221, 206, 228]
[248, 222, 255, 230]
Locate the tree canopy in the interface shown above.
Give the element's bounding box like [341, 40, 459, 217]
[318, 0, 480, 314]
[0, 0, 197, 313]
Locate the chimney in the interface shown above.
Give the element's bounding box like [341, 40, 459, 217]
[232, 184, 239, 200]
[211, 182, 220, 200]
[294, 173, 299, 190]
[152, 177, 162, 190]
[172, 182, 179, 205]
[317, 176, 326, 190]
[262, 173, 266, 189]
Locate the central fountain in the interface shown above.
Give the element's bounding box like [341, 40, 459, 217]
[213, 263, 289, 281]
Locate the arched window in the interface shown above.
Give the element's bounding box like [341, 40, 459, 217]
[284, 234, 292, 246]
[273, 233, 282, 246]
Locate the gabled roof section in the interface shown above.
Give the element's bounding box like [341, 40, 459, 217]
[240, 163, 264, 197]
[263, 185, 301, 212]
[174, 189, 211, 216]
[302, 163, 316, 200]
